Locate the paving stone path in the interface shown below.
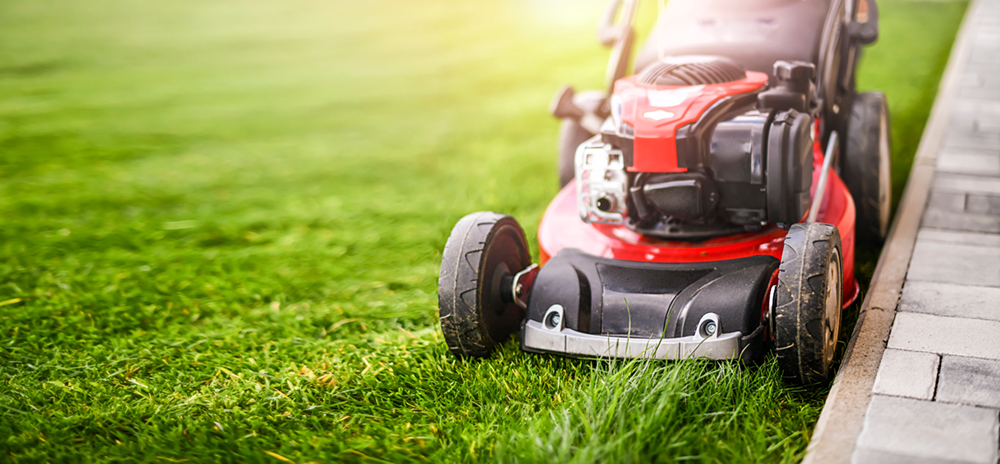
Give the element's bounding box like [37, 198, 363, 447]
[850, 0, 1000, 462]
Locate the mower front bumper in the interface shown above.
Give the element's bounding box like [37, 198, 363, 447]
[523, 319, 743, 360]
[519, 249, 778, 362]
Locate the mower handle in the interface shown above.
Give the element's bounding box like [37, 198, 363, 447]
[600, 0, 639, 93]
[850, 0, 879, 44]
[598, 0, 631, 47]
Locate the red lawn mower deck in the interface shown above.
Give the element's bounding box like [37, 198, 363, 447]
[438, 0, 891, 384]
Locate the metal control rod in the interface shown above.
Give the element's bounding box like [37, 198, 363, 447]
[808, 131, 839, 223]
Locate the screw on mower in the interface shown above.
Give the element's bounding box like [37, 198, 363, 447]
[704, 321, 717, 337]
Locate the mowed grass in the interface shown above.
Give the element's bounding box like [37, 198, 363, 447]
[0, 0, 966, 462]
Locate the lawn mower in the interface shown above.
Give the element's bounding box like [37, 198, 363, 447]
[438, 0, 891, 384]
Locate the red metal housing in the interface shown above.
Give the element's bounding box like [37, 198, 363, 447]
[617, 71, 769, 172]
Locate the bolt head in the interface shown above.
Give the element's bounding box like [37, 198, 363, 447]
[546, 312, 562, 329]
[704, 321, 717, 336]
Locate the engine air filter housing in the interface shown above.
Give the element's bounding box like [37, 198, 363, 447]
[638, 55, 746, 86]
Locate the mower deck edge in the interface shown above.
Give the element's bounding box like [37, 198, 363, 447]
[522, 320, 744, 360]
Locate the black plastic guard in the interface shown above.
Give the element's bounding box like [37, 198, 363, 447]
[524, 249, 778, 361]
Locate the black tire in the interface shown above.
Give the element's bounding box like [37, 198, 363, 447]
[438, 212, 531, 358]
[773, 223, 844, 385]
[558, 118, 592, 188]
[843, 91, 892, 245]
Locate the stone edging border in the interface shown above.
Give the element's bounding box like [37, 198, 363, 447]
[802, 0, 982, 462]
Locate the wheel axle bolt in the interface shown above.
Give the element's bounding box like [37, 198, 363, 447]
[704, 321, 717, 336]
[515, 283, 523, 296]
[549, 313, 561, 327]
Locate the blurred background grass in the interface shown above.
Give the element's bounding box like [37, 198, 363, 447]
[0, 0, 967, 462]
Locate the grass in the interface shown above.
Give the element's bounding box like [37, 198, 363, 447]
[496, 357, 828, 463]
[0, 0, 966, 462]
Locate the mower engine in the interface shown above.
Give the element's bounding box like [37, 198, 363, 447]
[577, 56, 816, 240]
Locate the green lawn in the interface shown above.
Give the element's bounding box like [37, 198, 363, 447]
[0, 0, 967, 462]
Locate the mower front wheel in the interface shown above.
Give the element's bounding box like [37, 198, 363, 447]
[438, 212, 532, 358]
[773, 222, 844, 385]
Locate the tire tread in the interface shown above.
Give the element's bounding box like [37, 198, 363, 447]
[774, 223, 843, 384]
[438, 212, 529, 358]
[844, 91, 891, 244]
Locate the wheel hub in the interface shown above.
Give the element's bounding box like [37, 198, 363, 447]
[823, 252, 843, 366]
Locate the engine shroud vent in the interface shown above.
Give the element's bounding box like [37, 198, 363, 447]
[638, 56, 746, 86]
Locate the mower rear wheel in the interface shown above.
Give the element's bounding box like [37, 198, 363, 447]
[773, 222, 843, 385]
[438, 212, 532, 358]
[844, 91, 892, 245]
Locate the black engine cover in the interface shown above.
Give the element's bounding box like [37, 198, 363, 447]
[625, 107, 813, 236]
[766, 110, 814, 225]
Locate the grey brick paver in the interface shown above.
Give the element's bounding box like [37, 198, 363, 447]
[973, 117, 1000, 133]
[938, 152, 1000, 176]
[961, 88, 1000, 102]
[954, 100, 1000, 118]
[927, 191, 967, 211]
[853, 448, 991, 464]
[872, 349, 939, 400]
[940, 145, 1000, 158]
[900, 281, 1000, 321]
[950, 115, 1000, 134]
[917, 229, 1000, 247]
[966, 193, 1000, 214]
[943, 133, 1000, 151]
[853, 395, 1000, 464]
[921, 208, 1000, 233]
[937, 355, 1000, 408]
[974, 29, 1000, 42]
[906, 240, 1000, 286]
[887, 312, 1000, 360]
[935, 173, 1000, 195]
